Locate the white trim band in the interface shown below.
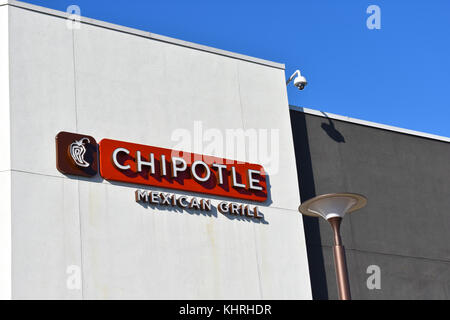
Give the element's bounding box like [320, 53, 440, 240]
[290, 105, 450, 143]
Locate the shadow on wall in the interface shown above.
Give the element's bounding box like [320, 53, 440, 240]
[290, 109, 329, 300]
[320, 112, 345, 143]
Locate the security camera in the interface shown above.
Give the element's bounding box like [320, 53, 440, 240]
[286, 70, 307, 90]
[293, 75, 307, 90]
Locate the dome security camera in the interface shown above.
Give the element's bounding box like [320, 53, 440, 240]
[293, 75, 307, 90]
[286, 70, 307, 90]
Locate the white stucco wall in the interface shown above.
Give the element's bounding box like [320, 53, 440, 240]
[5, 1, 311, 299]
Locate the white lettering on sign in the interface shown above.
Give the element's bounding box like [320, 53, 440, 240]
[112, 148, 131, 170]
[111, 147, 263, 191]
[135, 190, 264, 221]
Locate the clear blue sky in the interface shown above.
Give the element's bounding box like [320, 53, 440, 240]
[22, 0, 450, 137]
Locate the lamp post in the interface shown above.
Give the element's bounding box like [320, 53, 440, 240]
[298, 193, 367, 300]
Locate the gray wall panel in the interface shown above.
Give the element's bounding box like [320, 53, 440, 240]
[290, 109, 450, 299]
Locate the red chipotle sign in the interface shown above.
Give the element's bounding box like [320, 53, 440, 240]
[56, 132, 268, 202]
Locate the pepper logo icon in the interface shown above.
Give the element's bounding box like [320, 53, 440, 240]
[56, 132, 98, 177]
[70, 138, 91, 167]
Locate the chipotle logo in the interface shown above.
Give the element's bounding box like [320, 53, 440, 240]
[56, 132, 98, 177]
[56, 132, 268, 202]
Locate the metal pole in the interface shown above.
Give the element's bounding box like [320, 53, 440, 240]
[328, 217, 351, 300]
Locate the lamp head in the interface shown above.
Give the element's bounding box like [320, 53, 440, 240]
[298, 193, 367, 220]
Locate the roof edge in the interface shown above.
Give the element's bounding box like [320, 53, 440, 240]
[289, 105, 450, 143]
[6, 0, 285, 70]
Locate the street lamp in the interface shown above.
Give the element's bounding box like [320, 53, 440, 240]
[298, 193, 367, 300]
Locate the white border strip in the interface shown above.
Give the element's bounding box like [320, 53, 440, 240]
[5, 0, 285, 70]
[290, 105, 450, 143]
[0, 4, 11, 300]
